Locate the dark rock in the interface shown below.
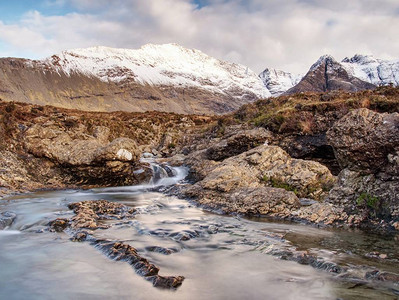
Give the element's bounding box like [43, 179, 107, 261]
[205, 128, 272, 161]
[279, 134, 340, 175]
[95, 240, 184, 289]
[145, 246, 178, 255]
[327, 108, 399, 174]
[48, 218, 69, 232]
[0, 211, 16, 229]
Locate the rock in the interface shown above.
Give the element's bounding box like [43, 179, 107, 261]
[66, 200, 135, 230]
[325, 109, 399, 230]
[24, 123, 143, 186]
[0, 211, 16, 229]
[193, 145, 335, 200]
[145, 246, 178, 255]
[327, 108, 399, 174]
[183, 144, 335, 217]
[190, 187, 300, 217]
[205, 128, 272, 161]
[48, 218, 69, 232]
[92, 126, 110, 143]
[94, 138, 140, 162]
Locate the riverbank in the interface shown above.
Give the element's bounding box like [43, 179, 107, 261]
[0, 87, 398, 233]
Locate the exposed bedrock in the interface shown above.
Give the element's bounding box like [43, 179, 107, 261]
[24, 123, 150, 186]
[326, 108, 399, 230]
[180, 144, 336, 218]
[48, 200, 185, 289]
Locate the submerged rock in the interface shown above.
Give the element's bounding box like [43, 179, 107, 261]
[48, 199, 185, 289]
[0, 211, 16, 229]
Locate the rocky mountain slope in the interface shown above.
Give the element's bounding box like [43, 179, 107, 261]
[342, 54, 399, 86]
[285, 55, 376, 94]
[259, 68, 302, 96]
[0, 44, 268, 115]
[1, 45, 398, 114]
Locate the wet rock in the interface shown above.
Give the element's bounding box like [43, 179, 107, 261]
[205, 128, 272, 161]
[365, 270, 399, 283]
[0, 211, 16, 229]
[148, 275, 185, 289]
[67, 200, 136, 230]
[48, 218, 69, 232]
[95, 240, 184, 289]
[71, 231, 88, 242]
[187, 186, 300, 217]
[145, 246, 178, 255]
[48, 200, 185, 289]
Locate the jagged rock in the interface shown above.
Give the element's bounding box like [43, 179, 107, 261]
[285, 55, 376, 94]
[48, 218, 69, 232]
[200, 146, 335, 198]
[0, 211, 16, 229]
[94, 137, 140, 162]
[183, 145, 335, 217]
[205, 128, 272, 161]
[187, 187, 300, 217]
[48, 200, 184, 290]
[67, 200, 136, 230]
[327, 108, 399, 174]
[325, 109, 399, 230]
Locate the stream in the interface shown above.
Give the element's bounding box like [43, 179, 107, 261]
[0, 163, 398, 300]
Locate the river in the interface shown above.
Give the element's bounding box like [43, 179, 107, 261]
[0, 164, 398, 299]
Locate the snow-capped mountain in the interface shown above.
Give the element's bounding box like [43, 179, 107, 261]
[341, 54, 399, 86]
[36, 44, 270, 100]
[259, 68, 302, 96]
[1, 43, 398, 115]
[285, 55, 376, 95]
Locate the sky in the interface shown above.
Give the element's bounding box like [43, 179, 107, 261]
[0, 0, 398, 74]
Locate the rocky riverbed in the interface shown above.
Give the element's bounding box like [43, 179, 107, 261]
[0, 88, 398, 232]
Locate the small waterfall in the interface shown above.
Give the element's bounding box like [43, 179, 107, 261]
[92, 158, 188, 193]
[147, 161, 188, 187]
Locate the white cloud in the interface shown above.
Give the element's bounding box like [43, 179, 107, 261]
[0, 0, 398, 73]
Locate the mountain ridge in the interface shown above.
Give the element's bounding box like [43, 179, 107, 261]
[0, 44, 398, 114]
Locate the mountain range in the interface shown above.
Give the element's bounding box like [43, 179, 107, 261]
[0, 43, 398, 114]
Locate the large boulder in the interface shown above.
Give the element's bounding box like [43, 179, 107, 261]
[186, 186, 300, 217]
[327, 108, 399, 174]
[183, 144, 336, 217]
[205, 128, 272, 161]
[23, 123, 145, 186]
[197, 145, 335, 200]
[326, 109, 399, 230]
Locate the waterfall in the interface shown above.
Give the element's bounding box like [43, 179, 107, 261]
[92, 158, 188, 193]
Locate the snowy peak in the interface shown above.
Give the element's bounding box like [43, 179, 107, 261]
[259, 68, 302, 96]
[342, 54, 378, 65]
[309, 54, 338, 72]
[341, 54, 399, 86]
[285, 54, 375, 94]
[39, 43, 270, 99]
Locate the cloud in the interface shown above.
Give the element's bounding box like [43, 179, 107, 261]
[0, 0, 398, 73]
